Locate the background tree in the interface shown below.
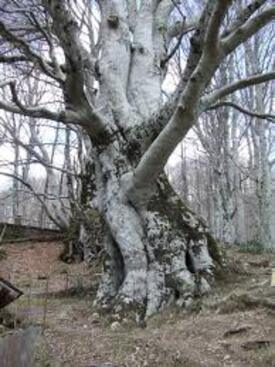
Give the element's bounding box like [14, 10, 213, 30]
[169, 21, 274, 250]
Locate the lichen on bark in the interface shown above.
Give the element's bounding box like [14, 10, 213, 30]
[92, 169, 223, 319]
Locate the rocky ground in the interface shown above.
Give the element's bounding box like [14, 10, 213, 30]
[0, 240, 274, 366]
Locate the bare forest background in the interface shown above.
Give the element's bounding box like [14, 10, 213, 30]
[0, 0, 274, 250]
[1, 30, 274, 248]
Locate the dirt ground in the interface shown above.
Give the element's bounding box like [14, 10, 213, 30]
[0, 241, 275, 367]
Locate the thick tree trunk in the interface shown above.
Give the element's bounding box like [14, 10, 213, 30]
[90, 146, 223, 318]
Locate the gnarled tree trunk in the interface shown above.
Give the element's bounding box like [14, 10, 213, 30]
[84, 139, 223, 319]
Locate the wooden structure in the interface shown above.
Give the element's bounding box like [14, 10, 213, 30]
[0, 278, 23, 309]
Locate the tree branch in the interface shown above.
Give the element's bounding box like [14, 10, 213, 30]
[167, 18, 197, 39]
[223, 0, 268, 36]
[0, 20, 60, 81]
[125, 1, 232, 201]
[42, 0, 96, 105]
[0, 97, 65, 122]
[0, 80, 109, 141]
[206, 101, 275, 122]
[146, 1, 227, 138]
[204, 0, 231, 52]
[201, 71, 275, 107]
[221, 4, 275, 55]
[2, 122, 77, 177]
[0, 171, 68, 229]
[161, 26, 195, 67]
[0, 54, 27, 63]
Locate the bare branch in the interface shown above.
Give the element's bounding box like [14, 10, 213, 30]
[206, 101, 275, 122]
[0, 54, 27, 63]
[223, 0, 268, 36]
[167, 18, 197, 39]
[201, 72, 275, 107]
[0, 81, 108, 140]
[0, 171, 68, 229]
[0, 20, 60, 81]
[221, 4, 275, 55]
[204, 0, 231, 52]
[161, 26, 195, 67]
[43, 0, 96, 105]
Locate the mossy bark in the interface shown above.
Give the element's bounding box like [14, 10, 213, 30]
[95, 173, 223, 319]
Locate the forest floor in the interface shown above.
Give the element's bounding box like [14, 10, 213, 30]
[0, 240, 275, 367]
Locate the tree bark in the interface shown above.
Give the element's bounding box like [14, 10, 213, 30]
[89, 142, 223, 319]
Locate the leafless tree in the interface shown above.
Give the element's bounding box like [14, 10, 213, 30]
[0, 0, 274, 317]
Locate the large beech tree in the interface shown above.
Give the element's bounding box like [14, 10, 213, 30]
[0, 0, 274, 318]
